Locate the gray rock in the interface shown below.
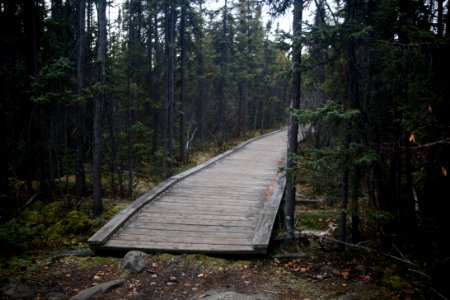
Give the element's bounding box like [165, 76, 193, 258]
[192, 290, 272, 300]
[333, 293, 360, 300]
[121, 251, 147, 273]
[1, 282, 35, 299]
[47, 292, 66, 300]
[69, 279, 126, 300]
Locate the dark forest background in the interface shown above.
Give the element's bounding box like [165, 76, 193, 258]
[1, 0, 450, 296]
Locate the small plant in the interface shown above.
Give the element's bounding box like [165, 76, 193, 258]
[0, 219, 44, 256]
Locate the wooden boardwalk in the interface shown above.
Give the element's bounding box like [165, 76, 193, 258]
[89, 129, 287, 254]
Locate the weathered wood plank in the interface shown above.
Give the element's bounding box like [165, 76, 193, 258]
[138, 207, 258, 217]
[111, 233, 252, 246]
[136, 211, 257, 221]
[130, 217, 255, 227]
[252, 171, 286, 249]
[125, 222, 255, 234]
[101, 240, 260, 254]
[148, 202, 262, 210]
[115, 227, 253, 239]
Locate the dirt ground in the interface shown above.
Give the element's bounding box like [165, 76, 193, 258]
[2, 239, 414, 300]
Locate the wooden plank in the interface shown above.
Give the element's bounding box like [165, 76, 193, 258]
[101, 239, 259, 254]
[152, 195, 262, 204]
[152, 197, 263, 206]
[138, 207, 257, 217]
[111, 233, 252, 246]
[115, 227, 253, 239]
[149, 202, 262, 210]
[125, 222, 255, 234]
[252, 171, 286, 250]
[135, 211, 257, 221]
[130, 216, 255, 227]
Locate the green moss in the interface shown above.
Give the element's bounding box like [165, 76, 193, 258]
[153, 253, 252, 271]
[295, 209, 339, 231]
[61, 255, 118, 267]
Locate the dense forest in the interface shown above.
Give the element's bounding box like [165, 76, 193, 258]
[1, 0, 450, 297]
[0, 0, 291, 218]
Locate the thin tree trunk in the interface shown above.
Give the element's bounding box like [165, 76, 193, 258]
[437, 0, 444, 37]
[93, 0, 106, 216]
[351, 166, 360, 243]
[285, 0, 303, 240]
[126, 0, 134, 196]
[163, 0, 176, 178]
[75, 0, 86, 205]
[179, 0, 187, 163]
[196, 0, 205, 141]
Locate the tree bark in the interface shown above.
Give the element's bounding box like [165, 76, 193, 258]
[163, 0, 176, 178]
[93, 0, 106, 216]
[75, 0, 86, 205]
[179, 0, 187, 163]
[285, 0, 303, 240]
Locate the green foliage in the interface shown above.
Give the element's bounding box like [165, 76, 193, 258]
[346, 143, 378, 167]
[365, 209, 395, 224]
[293, 101, 360, 126]
[292, 147, 342, 196]
[295, 209, 339, 231]
[30, 57, 73, 103]
[0, 219, 44, 255]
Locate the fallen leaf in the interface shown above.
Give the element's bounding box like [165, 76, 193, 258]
[361, 275, 371, 281]
[441, 166, 447, 176]
[197, 273, 204, 278]
[409, 133, 416, 143]
[244, 280, 251, 285]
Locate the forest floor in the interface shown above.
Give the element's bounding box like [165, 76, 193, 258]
[1, 197, 440, 299]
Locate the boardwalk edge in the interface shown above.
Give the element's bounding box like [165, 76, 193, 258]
[252, 170, 286, 251]
[88, 128, 286, 247]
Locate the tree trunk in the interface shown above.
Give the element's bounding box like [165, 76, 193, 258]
[163, 0, 176, 178]
[179, 0, 187, 163]
[284, 0, 303, 240]
[437, 0, 444, 37]
[93, 0, 106, 216]
[196, 0, 205, 142]
[75, 0, 86, 205]
[126, 0, 135, 196]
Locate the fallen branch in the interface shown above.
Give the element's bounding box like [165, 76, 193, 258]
[270, 253, 307, 259]
[307, 232, 414, 266]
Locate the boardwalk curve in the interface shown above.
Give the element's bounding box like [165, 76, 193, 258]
[89, 129, 287, 254]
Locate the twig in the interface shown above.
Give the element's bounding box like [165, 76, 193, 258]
[14, 193, 38, 216]
[407, 268, 432, 281]
[308, 233, 414, 266]
[392, 243, 408, 260]
[430, 288, 449, 300]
